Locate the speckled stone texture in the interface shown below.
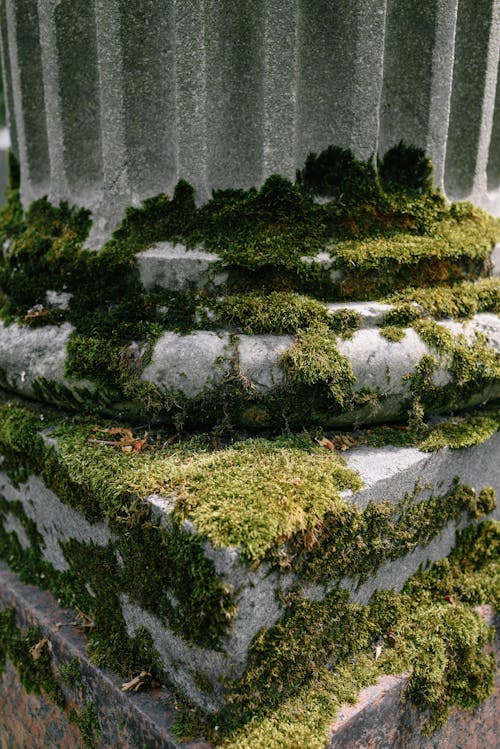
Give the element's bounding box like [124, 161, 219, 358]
[1, 563, 498, 749]
[1, 0, 498, 242]
[0, 560, 210, 749]
[328, 606, 499, 749]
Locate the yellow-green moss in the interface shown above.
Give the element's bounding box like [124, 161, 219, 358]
[280, 326, 356, 408]
[386, 277, 500, 321]
[380, 325, 406, 342]
[409, 320, 500, 411]
[280, 480, 496, 584]
[212, 291, 331, 334]
[196, 522, 499, 748]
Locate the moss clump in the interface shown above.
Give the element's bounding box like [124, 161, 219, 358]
[59, 657, 83, 691]
[212, 291, 331, 334]
[296, 145, 378, 200]
[195, 522, 499, 748]
[0, 146, 498, 425]
[380, 325, 406, 342]
[280, 326, 356, 408]
[327, 308, 362, 338]
[378, 141, 434, 194]
[334, 204, 498, 299]
[411, 319, 500, 411]
[279, 480, 495, 585]
[0, 609, 65, 708]
[71, 702, 101, 749]
[385, 277, 500, 322]
[419, 409, 500, 451]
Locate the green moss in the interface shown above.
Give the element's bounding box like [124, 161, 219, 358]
[280, 326, 356, 408]
[327, 308, 362, 338]
[279, 480, 495, 585]
[385, 278, 500, 321]
[59, 657, 83, 691]
[334, 204, 498, 299]
[212, 291, 331, 334]
[410, 319, 500, 411]
[296, 145, 378, 200]
[0, 146, 498, 424]
[419, 409, 500, 451]
[378, 142, 434, 194]
[71, 701, 101, 749]
[0, 609, 65, 708]
[380, 325, 406, 342]
[197, 522, 499, 748]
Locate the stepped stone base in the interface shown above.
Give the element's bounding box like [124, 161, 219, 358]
[0, 562, 498, 749]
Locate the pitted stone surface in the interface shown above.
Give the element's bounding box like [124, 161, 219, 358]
[142, 331, 233, 398]
[238, 334, 292, 391]
[0, 472, 111, 571]
[0, 321, 72, 396]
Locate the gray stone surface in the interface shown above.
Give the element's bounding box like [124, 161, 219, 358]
[0, 313, 497, 423]
[1, 2, 499, 235]
[238, 333, 292, 391]
[137, 242, 227, 292]
[0, 472, 111, 571]
[326, 301, 393, 327]
[0, 320, 71, 396]
[0, 429, 498, 710]
[134, 430, 500, 693]
[141, 331, 233, 398]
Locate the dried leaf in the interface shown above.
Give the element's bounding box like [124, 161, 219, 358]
[73, 607, 95, 631]
[121, 671, 159, 692]
[444, 595, 456, 605]
[316, 437, 334, 451]
[30, 638, 49, 661]
[374, 643, 383, 660]
[25, 305, 50, 320]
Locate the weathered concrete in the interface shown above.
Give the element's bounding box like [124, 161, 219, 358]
[1, 1, 499, 241]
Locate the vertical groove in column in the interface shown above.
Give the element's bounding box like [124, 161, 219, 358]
[425, 0, 459, 188]
[350, 0, 388, 159]
[37, 0, 69, 204]
[54, 0, 102, 201]
[0, 0, 18, 159]
[378, 0, 442, 158]
[5, 0, 49, 200]
[487, 58, 500, 193]
[469, 0, 500, 199]
[89, 0, 130, 244]
[205, 0, 264, 191]
[118, 0, 176, 203]
[173, 0, 208, 200]
[262, 0, 300, 178]
[444, 0, 498, 199]
[296, 1, 386, 169]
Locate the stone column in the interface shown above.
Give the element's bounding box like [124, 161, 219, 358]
[1, 0, 499, 231]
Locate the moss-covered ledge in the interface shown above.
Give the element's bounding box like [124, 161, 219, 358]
[0, 144, 498, 429]
[0, 397, 498, 715]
